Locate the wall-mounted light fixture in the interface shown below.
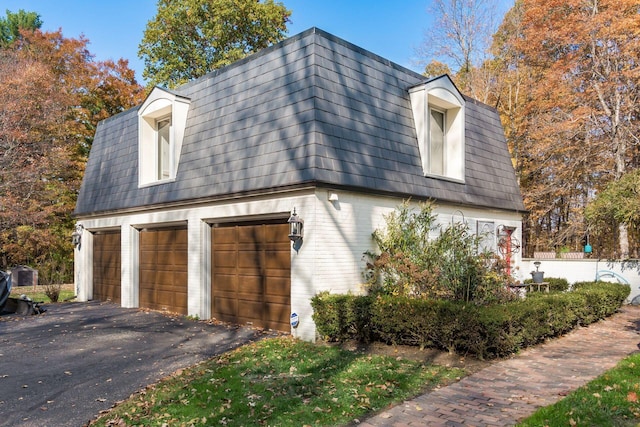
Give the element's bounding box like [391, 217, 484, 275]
[71, 223, 84, 248]
[328, 192, 339, 202]
[287, 208, 304, 242]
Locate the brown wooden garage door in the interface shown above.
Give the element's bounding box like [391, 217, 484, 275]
[93, 230, 121, 303]
[139, 227, 188, 314]
[212, 222, 290, 331]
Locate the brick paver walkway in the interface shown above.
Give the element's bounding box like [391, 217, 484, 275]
[360, 305, 640, 427]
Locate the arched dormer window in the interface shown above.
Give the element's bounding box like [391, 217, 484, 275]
[138, 87, 190, 186]
[409, 75, 465, 182]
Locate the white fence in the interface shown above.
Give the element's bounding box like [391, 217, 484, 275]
[520, 258, 640, 303]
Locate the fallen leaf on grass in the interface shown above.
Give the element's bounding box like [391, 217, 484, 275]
[628, 391, 638, 403]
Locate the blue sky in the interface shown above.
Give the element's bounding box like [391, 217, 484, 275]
[3, 0, 513, 83]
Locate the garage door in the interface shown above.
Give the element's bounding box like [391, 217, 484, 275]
[139, 227, 188, 314]
[93, 231, 121, 303]
[212, 222, 290, 331]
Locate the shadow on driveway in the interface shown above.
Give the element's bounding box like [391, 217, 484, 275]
[0, 301, 269, 426]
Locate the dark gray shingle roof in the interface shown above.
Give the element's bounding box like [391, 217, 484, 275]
[75, 27, 524, 216]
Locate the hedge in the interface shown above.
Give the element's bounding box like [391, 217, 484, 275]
[311, 281, 630, 359]
[308, 292, 373, 343]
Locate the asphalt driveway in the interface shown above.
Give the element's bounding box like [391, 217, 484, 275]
[0, 301, 266, 427]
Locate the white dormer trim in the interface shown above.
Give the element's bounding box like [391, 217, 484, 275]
[138, 87, 191, 187]
[409, 75, 465, 182]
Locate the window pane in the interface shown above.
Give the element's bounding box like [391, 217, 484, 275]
[430, 109, 445, 175]
[157, 119, 170, 179]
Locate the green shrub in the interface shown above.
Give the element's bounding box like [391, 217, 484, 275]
[311, 292, 373, 342]
[571, 281, 630, 321]
[370, 296, 465, 351]
[475, 302, 527, 357]
[312, 282, 629, 359]
[44, 284, 62, 302]
[365, 201, 515, 304]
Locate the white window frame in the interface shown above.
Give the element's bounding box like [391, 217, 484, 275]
[137, 88, 190, 187]
[409, 75, 465, 182]
[156, 115, 172, 180]
[429, 107, 446, 176]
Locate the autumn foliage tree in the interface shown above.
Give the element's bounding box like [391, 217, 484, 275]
[0, 14, 144, 281]
[490, 0, 640, 258]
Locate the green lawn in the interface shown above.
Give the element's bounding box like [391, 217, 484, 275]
[518, 352, 640, 427]
[90, 331, 640, 427]
[91, 336, 465, 426]
[9, 283, 75, 303]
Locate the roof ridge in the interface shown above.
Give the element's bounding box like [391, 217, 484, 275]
[178, 27, 425, 91]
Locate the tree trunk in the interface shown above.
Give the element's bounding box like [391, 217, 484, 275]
[619, 223, 629, 259]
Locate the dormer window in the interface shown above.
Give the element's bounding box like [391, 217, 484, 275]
[138, 87, 190, 186]
[409, 75, 465, 182]
[156, 116, 171, 180]
[429, 107, 446, 175]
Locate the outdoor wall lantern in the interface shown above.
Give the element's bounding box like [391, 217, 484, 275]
[71, 223, 84, 248]
[288, 208, 304, 242]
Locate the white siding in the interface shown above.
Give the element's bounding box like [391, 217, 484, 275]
[75, 189, 523, 342]
[121, 224, 138, 308]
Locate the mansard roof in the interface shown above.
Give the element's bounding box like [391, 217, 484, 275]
[75, 27, 524, 216]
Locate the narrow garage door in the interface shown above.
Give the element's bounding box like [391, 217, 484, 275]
[93, 230, 121, 303]
[212, 222, 290, 331]
[139, 227, 188, 314]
